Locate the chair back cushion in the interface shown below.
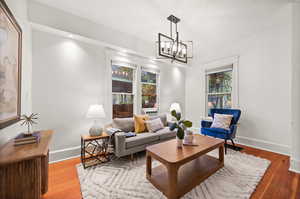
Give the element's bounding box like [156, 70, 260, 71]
[210, 113, 233, 130]
[211, 108, 241, 125]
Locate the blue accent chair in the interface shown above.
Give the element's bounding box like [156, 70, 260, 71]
[201, 108, 241, 154]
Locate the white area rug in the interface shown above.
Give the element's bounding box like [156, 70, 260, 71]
[77, 150, 270, 199]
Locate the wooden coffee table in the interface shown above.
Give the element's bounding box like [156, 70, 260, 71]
[146, 134, 224, 199]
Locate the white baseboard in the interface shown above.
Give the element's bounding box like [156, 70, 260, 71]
[49, 145, 81, 163]
[290, 158, 300, 173]
[235, 136, 290, 156]
[191, 127, 290, 156]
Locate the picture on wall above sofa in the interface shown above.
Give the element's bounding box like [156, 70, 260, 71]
[0, 0, 22, 129]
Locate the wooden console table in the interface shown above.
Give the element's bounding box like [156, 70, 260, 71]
[0, 130, 53, 199]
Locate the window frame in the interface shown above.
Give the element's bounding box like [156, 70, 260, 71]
[111, 61, 138, 118]
[140, 68, 160, 115]
[204, 56, 239, 117]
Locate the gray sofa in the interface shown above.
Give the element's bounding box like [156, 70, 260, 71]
[112, 114, 176, 158]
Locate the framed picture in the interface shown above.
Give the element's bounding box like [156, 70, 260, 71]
[0, 0, 22, 129]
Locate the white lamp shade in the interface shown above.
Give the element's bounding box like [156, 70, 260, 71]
[169, 102, 181, 113]
[86, 104, 106, 119]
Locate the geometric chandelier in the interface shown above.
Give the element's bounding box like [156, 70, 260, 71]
[157, 15, 193, 64]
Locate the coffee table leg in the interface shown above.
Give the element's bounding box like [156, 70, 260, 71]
[146, 152, 152, 178]
[167, 164, 179, 199]
[219, 144, 224, 163]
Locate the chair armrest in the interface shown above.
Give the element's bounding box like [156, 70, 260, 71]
[201, 120, 212, 128]
[114, 132, 126, 157]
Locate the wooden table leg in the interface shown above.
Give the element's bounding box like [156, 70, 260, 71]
[219, 144, 224, 164]
[167, 164, 179, 199]
[146, 152, 152, 178]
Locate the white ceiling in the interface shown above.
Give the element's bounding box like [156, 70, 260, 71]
[33, 0, 289, 60]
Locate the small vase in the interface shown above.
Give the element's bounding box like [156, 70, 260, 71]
[177, 137, 183, 148]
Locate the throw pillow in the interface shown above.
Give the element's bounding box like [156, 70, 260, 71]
[112, 117, 135, 132]
[145, 118, 164, 133]
[211, 113, 233, 130]
[134, 115, 149, 133]
[149, 114, 168, 126]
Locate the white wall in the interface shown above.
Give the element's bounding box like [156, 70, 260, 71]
[186, 3, 292, 154]
[0, 0, 33, 146]
[28, 0, 155, 59]
[290, 1, 300, 173]
[32, 30, 186, 161]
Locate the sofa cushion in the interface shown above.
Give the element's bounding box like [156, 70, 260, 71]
[149, 114, 167, 126]
[112, 117, 134, 132]
[201, 127, 230, 139]
[125, 132, 159, 149]
[155, 127, 176, 140]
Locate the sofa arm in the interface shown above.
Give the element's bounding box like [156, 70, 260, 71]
[114, 132, 126, 157]
[201, 120, 212, 128]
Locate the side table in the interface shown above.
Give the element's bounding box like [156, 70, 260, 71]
[81, 132, 110, 169]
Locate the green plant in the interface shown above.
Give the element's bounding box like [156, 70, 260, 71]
[169, 110, 192, 139]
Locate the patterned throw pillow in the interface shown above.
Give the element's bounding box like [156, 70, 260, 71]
[145, 118, 164, 133]
[134, 115, 149, 133]
[210, 113, 233, 130]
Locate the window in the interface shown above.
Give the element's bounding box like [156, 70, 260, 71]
[112, 64, 135, 118]
[141, 70, 159, 114]
[206, 69, 232, 116]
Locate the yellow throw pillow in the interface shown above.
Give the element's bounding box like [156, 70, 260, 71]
[134, 115, 149, 133]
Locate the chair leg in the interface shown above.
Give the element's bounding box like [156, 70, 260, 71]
[225, 139, 228, 154]
[230, 139, 236, 149]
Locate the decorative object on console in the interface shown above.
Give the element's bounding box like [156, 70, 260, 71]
[157, 15, 193, 64]
[0, 0, 22, 129]
[169, 110, 192, 148]
[20, 113, 38, 135]
[86, 104, 106, 136]
[201, 108, 241, 154]
[14, 131, 41, 146]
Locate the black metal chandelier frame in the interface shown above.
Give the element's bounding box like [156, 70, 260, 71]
[157, 15, 192, 64]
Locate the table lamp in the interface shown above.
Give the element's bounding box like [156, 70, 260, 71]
[170, 102, 181, 114]
[86, 104, 106, 136]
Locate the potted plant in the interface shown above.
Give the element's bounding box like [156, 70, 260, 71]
[169, 110, 193, 148]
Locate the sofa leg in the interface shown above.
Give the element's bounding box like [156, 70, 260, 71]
[225, 139, 227, 154]
[130, 154, 134, 161]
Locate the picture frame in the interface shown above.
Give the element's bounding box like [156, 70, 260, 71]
[0, 0, 22, 129]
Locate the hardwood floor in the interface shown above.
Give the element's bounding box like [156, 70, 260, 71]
[42, 144, 300, 199]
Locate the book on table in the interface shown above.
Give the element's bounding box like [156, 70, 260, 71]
[14, 131, 41, 146]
